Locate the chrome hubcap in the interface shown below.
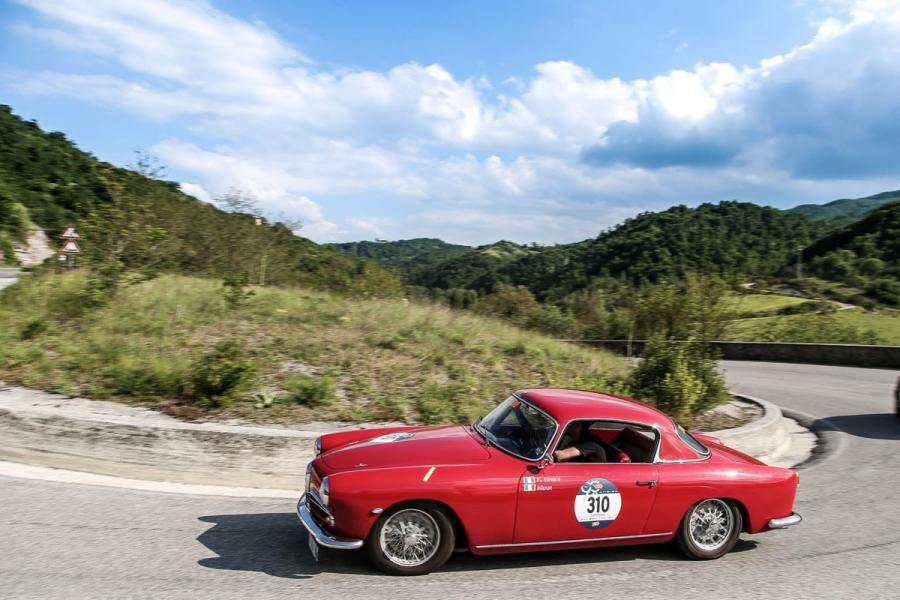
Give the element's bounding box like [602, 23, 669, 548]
[689, 499, 733, 551]
[379, 509, 440, 567]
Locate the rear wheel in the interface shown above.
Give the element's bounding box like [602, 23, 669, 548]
[676, 498, 742, 560]
[366, 502, 455, 575]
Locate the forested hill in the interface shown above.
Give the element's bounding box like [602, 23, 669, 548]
[556, 201, 826, 290]
[0, 105, 400, 295]
[788, 190, 900, 224]
[803, 201, 900, 305]
[329, 238, 470, 272]
[411, 240, 539, 291]
[398, 202, 827, 298]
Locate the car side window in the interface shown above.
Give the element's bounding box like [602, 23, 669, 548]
[589, 421, 657, 463]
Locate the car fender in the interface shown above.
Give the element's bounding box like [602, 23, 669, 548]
[324, 463, 520, 548]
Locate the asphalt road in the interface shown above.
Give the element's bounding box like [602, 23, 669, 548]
[1, 361, 898, 599]
[0, 267, 21, 291]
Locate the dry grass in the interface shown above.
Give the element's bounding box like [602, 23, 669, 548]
[0, 271, 629, 424]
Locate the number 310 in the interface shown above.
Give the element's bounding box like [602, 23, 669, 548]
[586, 495, 610, 513]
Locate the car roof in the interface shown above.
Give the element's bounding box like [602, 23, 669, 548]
[515, 388, 672, 430]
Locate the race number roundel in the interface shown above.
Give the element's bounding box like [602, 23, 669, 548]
[574, 478, 622, 529]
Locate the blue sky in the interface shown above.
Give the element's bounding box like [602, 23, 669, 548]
[2, 0, 899, 244]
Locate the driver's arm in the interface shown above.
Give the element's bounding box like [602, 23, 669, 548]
[553, 446, 581, 461]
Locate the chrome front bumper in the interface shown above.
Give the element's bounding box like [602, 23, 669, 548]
[296, 494, 364, 550]
[768, 512, 802, 529]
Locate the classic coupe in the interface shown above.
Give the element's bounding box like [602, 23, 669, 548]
[298, 388, 801, 575]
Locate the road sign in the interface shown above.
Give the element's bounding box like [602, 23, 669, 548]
[62, 240, 80, 254]
[60, 227, 80, 239]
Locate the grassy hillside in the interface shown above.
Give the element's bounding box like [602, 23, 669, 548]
[726, 292, 817, 317]
[0, 105, 399, 294]
[789, 190, 900, 224]
[725, 308, 898, 345]
[0, 271, 629, 424]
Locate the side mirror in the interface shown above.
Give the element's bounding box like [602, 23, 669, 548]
[538, 455, 553, 470]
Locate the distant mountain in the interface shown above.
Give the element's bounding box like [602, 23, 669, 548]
[788, 190, 900, 224]
[411, 240, 540, 292]
[400, 202, 827, 298]
[329, 238, 470, 272]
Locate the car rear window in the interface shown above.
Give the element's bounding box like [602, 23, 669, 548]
[673, 421, 710, 455]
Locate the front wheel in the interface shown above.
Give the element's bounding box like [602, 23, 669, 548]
[366, 502, 455, 575]
[676, 498, 742, 560]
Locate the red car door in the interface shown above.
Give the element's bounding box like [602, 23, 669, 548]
[513, 463, 660, 543]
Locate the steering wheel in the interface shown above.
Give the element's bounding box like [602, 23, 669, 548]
[496, 435, 523, 454]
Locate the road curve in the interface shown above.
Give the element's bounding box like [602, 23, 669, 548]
[1, 361, 898, 599]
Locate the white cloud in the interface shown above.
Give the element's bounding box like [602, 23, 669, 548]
[8, 0, 900, 244]
[178, 181, 212, 203]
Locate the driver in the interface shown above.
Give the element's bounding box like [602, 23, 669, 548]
[553, 421, 606, 463]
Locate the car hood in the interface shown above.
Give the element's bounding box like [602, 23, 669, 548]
[321, 425, 491, 470]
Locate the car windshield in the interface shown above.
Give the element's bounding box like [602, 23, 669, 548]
[475, 395, 557, 460]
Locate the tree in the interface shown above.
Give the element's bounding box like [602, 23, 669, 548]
[128, 149, 167, 180]
[632, 274, 733, 342]
[215, 188, 260, 215]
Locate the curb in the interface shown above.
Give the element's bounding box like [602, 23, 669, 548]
[0, 460, 298, 498]
[0, 386, 819, 496]
[778, 406, 845, 471]
[0, 384, 322, 491]
[709, 394, 790, 459]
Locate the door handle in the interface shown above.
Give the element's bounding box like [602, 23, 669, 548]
[636, 480, 657, 488]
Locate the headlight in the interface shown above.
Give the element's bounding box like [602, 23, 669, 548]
[314, 436, 322, 456]
[305, 463, 312, 493]
[320, 476, 330, 506]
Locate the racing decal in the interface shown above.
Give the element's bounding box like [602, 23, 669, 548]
[574, 478, 622, 529]
[422, 466, 436, 482]
[522, 475, 559, 492]
[368, 432, 415, 444]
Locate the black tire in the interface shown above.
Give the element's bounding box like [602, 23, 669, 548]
[365, 501, 456, 575]
[676, 498, 742, 560]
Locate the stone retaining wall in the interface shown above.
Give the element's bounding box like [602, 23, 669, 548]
[574, 340, 899, 368]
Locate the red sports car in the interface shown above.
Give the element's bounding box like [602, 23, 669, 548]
[298, 389, 801, 575]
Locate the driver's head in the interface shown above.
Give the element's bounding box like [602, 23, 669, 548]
[568, 421, 584, 439]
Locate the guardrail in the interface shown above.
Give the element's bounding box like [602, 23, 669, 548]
[565, 340, 900, 369]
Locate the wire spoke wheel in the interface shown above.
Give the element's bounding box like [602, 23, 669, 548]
[688, 499, 734, 551]
[379, 509, 441, 567]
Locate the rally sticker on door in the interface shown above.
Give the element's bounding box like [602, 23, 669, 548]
[574, 478, 622, 529]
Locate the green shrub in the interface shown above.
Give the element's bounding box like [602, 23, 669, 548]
[185, 341, 255, 406]
[0, 234, 14, 265]
[102, 360, 184, 397]
[417, 382, 469, 424]
[20, 318, 48, 340]
[865, 278, 900, 308]
[222, 274, 255, 308]
[778, 300, 834, 315]
[628, 336, 729, 417]
[284, 372, 337, 407]
[525, 304, 579, 337]
[78, 262, 125, 310]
